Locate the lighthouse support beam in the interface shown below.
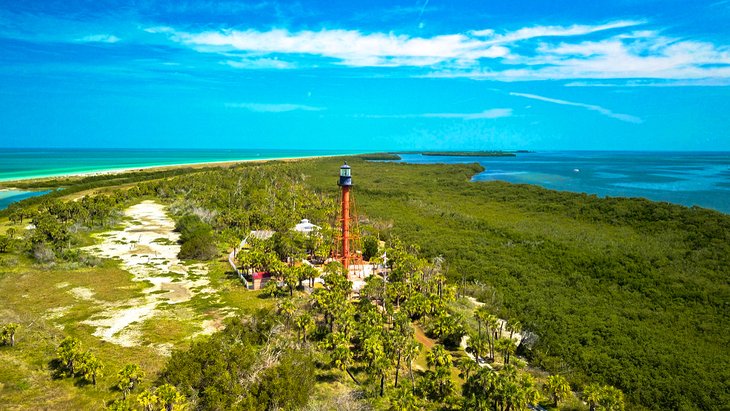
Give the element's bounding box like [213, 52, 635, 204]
[342, 185, 350, 269]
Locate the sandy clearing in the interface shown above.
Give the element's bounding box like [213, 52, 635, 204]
[78, 200, 220, 349]
[44, 306, 71, 320]
[68, 287, 95, 301]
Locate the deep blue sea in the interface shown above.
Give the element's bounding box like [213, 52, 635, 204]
[394, 151, 730, 214]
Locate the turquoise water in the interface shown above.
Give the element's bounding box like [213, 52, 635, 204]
[0, 148, 361, 210]
[0, 189, 52, 210]
[394, 151, 730, 214]
[0, 148, 360, 182]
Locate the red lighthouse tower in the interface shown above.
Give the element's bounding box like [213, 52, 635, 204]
[335, 162, 362, 278]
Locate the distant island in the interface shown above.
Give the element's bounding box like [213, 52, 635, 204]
[358, 153, 402, 160]
[421, 151, 518, 157]
[359, 151, 528, 161]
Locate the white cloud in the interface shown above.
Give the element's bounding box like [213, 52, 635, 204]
[361, 108, 512, 120]
[164, 28, 509, 67]
[430, 33, 730, 81]
[470, 20, 642, 43]
[422, 108, 513, 119]
[224, 58, 294, 69]
[565, 79, 730, 87]
[77, 34, 121, 43]
[225, 103, 324, 112]
[150, 21, 730, 82]
[509, 92, 642, 123]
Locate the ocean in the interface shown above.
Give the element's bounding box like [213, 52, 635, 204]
[0, 148, 360, 210]
[394, 151, 730, 214]
[0, 148, 360, 182]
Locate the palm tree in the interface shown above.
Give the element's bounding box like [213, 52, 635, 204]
[56, 336, 82, 376]
[388, 327, 409, 388]
[500, 379, 523, 411]
[521, 374, 541, 407]
[78, 353, 104, 386]
[324, 331, 359, 384]
[468, 333, 489, 362]
[426, 345, 452, 369]
[475, 306, 490, 338]
[117, 364, 145, 399]
[600, 385, 626, 411]
[389, 385, 420, 411]
[494, 338, 507, 365]
[301, 264, 319, 288]
[282, 265, 300, 296]
[1, 323, 19, 347]
[403, 339, 422, 391]
[464, 367, 500, 410]
[362, 332, 385, 369]
[156, 384, 185, 411]
[500, 337, 517, 365]
[426, 344, 453, 399]
[456, 356, 479, 381]
[583, 382, 602, 411]
[137, 389, 158, 411]
[506, 319, 522, 340]
[485, 314, 499, 360]
[277, 298, 296, 328]
[373, 350, 392, 396]
[544, 374, 571, 407]
[294, 312, 314, 342]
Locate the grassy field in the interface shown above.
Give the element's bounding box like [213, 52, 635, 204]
[0, 212, 272, 409]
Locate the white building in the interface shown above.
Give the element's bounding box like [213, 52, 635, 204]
[293, 218, 320, 234]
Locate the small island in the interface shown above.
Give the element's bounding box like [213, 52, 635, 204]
[358, 153, 402, 161]
[420, 151, 518, 157]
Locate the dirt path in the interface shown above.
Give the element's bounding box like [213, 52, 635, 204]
[80, 201, 218, 350]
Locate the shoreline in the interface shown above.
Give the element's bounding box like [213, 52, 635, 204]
[0, 152, 365, 186]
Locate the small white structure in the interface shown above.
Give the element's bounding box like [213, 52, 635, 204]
[293, 218, 320, 234]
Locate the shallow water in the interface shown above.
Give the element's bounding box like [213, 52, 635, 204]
[394, 151, 730, 213]
[0, 189, 52, 210]
[0, 148, 360, 182]
[0, 148, 359, 210]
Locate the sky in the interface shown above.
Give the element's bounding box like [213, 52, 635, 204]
[1, 0, 729, 151]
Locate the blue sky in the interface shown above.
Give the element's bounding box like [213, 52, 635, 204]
[1, 0, 729, 151]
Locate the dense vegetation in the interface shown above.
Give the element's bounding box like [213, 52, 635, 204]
[297, 158, 729, 410]
[159, 311, 315, 410]
[358, 153, 402, 161]
[419, 152, 517, 157]
[1, 156, 727, 410]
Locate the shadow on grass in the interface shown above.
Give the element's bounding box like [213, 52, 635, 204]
[48, 358, 69, 380]
[315, 371, 339, 383]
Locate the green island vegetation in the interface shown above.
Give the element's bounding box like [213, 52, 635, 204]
[0, 156, 727, 410]
[417, 151, 517, 157]
[358, 153, 403, 161]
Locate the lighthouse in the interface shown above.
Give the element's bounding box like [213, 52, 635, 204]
[338, 162, 353, 269]
[335, 162, 363, 278]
